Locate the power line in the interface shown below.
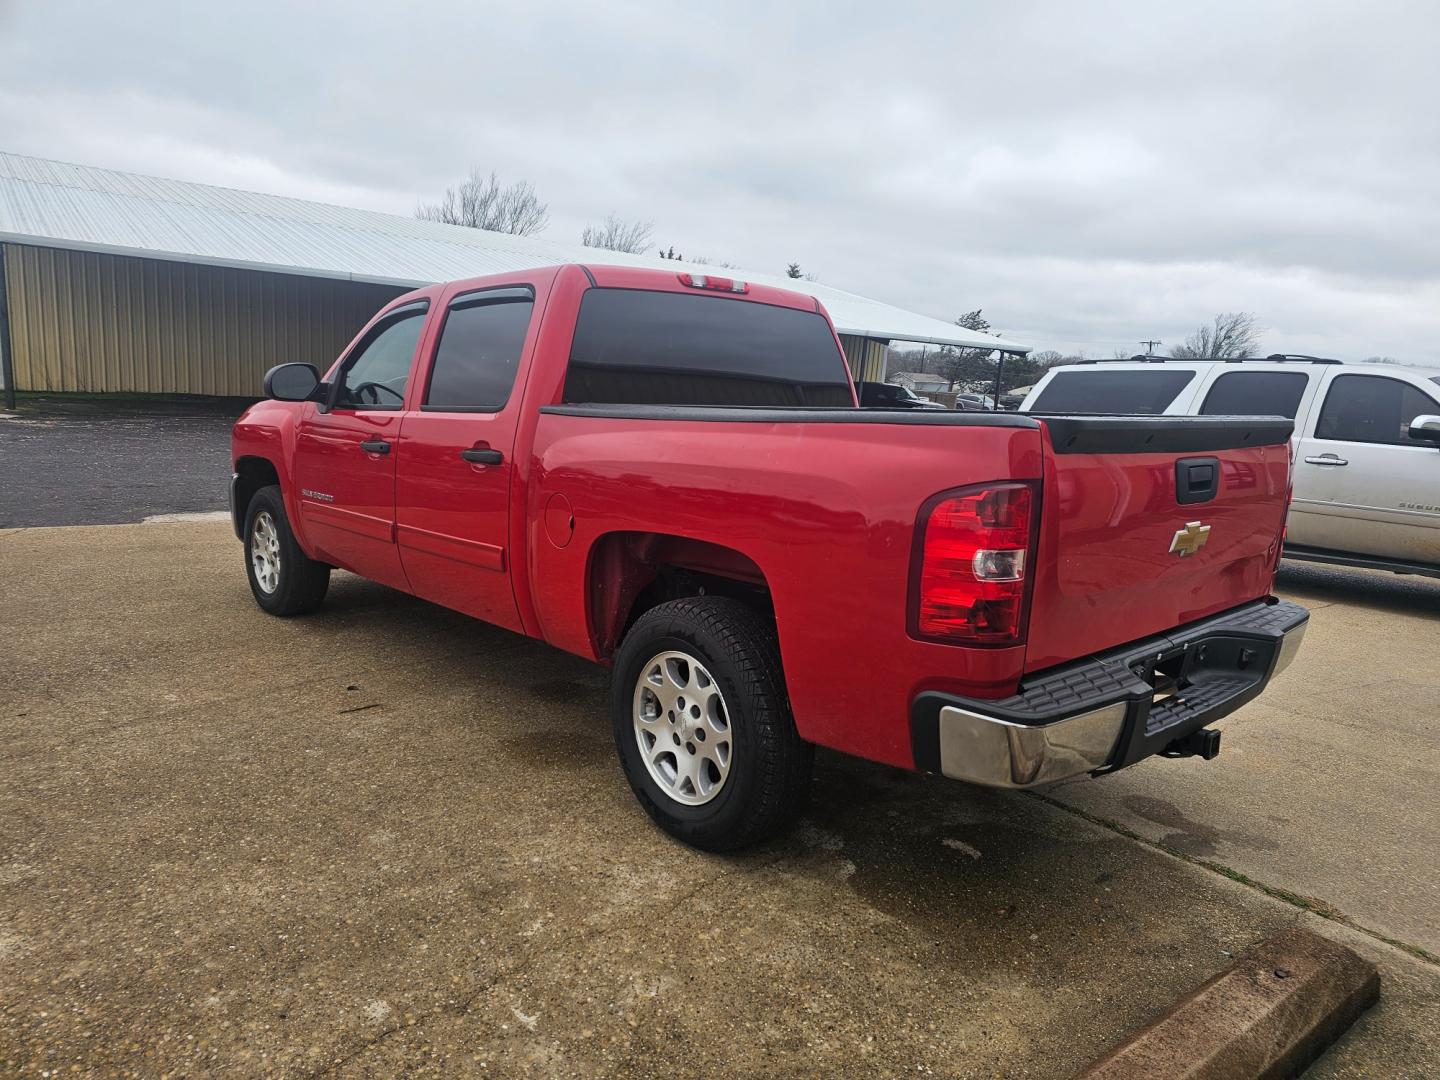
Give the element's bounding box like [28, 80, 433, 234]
[1140, 339, 1162, 352]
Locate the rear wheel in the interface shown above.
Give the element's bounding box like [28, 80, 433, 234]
[243, 485, 330, 616]
[612, 597, 812, 851]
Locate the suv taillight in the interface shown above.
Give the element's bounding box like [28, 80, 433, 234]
[912, 482, 1037, 645]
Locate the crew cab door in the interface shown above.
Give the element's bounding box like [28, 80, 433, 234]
[393, 283, 538, 632]
[1290, 370, 1440, 563]
[292, 300, 430, 592]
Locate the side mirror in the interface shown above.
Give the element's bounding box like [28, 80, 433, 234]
[263, 363, 321, 402]
[1407, 414, 1440, 444]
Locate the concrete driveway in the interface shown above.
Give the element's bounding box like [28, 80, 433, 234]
[1, 523, 1437, 1078]
[1045, 560, 1440, 963]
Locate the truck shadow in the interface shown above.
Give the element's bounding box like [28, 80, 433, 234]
[1276, 560, 1440, 619]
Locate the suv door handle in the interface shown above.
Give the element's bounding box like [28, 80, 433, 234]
[460, 447, 503, 465]
[1303, 454, 1348, 466]
[359, 439, 391, 455]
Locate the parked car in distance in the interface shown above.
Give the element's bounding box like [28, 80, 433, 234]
[1021, 355, 1440, 578]
[955, 392, 996, 411]
[231, 266, 1306, 852]
[856, 380, 947, 410]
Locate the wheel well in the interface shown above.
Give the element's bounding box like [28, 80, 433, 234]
[589, 532, 774, 661]
[233, 456, 281, 533]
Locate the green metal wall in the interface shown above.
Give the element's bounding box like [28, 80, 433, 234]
[3, 243, 407, 397]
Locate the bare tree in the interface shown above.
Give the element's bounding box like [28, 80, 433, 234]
[1029, 350, 1066, 367]
[581, 215, 654, 254]
[1169, 313, 1262, 359]
[415, 168, 549, 235]
[1363, 356, 1399, 365]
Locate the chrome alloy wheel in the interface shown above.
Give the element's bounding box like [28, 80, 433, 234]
[632, 650, 733, 806]
[250, 511, 282, 594]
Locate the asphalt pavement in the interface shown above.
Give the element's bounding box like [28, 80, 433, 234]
[0, 398, 241, 528]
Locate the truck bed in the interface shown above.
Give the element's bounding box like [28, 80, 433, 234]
[527, 404, 1292, 767]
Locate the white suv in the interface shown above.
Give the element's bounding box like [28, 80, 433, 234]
[1021, 356, 1440, 577]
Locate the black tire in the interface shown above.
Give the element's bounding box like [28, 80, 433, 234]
[242, 484, 330, 616]
[612, 597, 813, 852]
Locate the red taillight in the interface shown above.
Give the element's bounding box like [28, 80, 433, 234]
[913, 483, 1036, 645]
[678, 272, 748, 294]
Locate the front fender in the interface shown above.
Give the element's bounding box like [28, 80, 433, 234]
[231, 401, 315, 557]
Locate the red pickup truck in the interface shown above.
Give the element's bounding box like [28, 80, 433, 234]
[231, 264, 1307, 850]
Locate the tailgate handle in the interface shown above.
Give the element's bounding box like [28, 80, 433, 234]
[1175, 456, 1220, 505]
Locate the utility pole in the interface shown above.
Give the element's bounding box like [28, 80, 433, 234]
[1140, 339, 1162, 355]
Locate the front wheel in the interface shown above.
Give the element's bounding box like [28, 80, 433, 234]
[612, 597, 813, 851]
[243, 485, 330, 616]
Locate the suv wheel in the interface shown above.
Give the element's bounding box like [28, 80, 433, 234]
[612, 597, 812, 851]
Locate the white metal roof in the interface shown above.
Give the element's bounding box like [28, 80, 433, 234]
[0, 151, 1027, 353]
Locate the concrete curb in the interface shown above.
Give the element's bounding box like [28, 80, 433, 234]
[1075, 925, 1379, 1080]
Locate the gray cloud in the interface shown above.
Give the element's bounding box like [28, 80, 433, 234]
[2, 0, 1437, 362]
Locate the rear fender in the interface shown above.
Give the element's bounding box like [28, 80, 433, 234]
[586, 532, 771, 660]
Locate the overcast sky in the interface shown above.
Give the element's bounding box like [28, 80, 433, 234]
[2, 1, 1437, 362]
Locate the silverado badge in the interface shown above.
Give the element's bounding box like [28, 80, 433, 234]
[1169, 521, 1212, 557]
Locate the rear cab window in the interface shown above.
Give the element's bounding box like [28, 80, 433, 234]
[563, 289, 854, 408]
[1027, 369, 1194, 414]
[1199, 370, 1310, 419]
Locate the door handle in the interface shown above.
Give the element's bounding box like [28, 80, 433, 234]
[460, 447, 503, 465]
[1303, 454, 1348, 466]
[359, 439, 391, 455]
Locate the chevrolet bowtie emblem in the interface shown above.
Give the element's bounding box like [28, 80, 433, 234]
[1169, 521, 1212, 557]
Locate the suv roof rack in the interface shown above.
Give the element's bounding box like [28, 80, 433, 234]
[1074, 353, 1341, 365]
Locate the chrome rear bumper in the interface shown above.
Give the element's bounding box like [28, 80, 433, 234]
[911, 599, 1309, 789]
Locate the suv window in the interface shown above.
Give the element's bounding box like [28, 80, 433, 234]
[563, 289, 854, 408]
[1027, 369, 1194, 414]
[1199, 371, 1309, 419]
[1315, 374, 1438, 446]
[335, 307, 427, 410]
[424, 289, 534, 410]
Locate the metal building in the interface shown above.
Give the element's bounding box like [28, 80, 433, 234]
[0, 152, 1026, 406]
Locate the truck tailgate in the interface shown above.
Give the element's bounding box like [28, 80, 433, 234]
[1024, 416, 1293, 672]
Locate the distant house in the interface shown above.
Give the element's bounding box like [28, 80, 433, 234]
[890, 371, 949, 394]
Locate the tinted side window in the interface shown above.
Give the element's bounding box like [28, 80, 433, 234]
[424, 291, 534, 410]
[1315, 375, 1439, 446]
[564, 289, 854, 408]
[1028, 370, 1194, 414]
[335, 309, 427, 410]
[1199, 371, 1309, 419]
